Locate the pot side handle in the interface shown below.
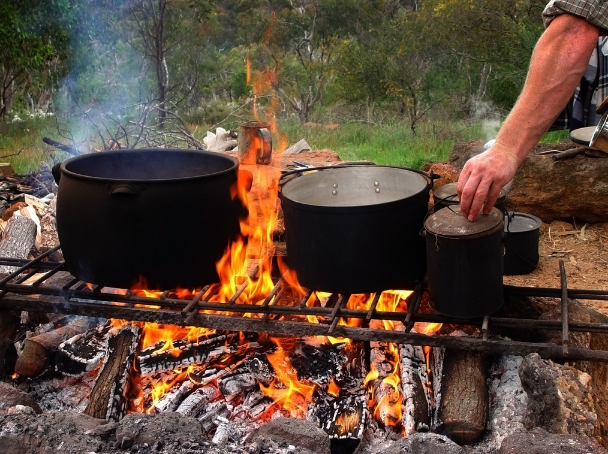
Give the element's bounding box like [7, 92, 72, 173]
[110, 183, 142, 196]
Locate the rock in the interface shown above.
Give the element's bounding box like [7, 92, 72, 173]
[252, 417, 331, 454]
[0, 381, 43, 414]
[0, 411, 106, 454]
[361, 433, 464, 454]
[448, 140, 608, 222]
[115, 412, 202, 447]
[284, 139, 312, 155]
[499, 427, 608, 453]
[427, 163, 459, 190]
[519, 353, 597, 437]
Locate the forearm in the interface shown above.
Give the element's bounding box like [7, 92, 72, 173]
[495, 14, 599, 164]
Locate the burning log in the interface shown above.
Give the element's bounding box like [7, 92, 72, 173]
[137, 333, 258, 377]
[55, 320, 113, 376]
[0, 216, 36, 274]
[154, 380, 195, 413]
[324, 395, 368, 439]
[84, 323, 141, 421]
[14, 316, 101, 377]
[366, 342, 403, 428]
[434, 348, 489, 444]
[290, 342, 347, 386]
[399, 342, 432, 434]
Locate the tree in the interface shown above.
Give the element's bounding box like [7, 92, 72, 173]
[0, 0, 73, 116]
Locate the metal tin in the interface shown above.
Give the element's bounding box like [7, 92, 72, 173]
[432, 182, 507, 213]
[425, 206, 504, 318]
[503, 212, 542, 275]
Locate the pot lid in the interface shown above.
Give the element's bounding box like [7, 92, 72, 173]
[504, 212, 542, 233]
[280, 166, 428, 208]
[433, 182, 507, 203]
[425, 206, 503, 238]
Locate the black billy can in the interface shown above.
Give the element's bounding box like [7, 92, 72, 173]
[503, 211, 542, 275]
[424, 206, 504, 318]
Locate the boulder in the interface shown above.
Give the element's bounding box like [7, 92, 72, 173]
[499, 427, 608, 453]
[519, 353, 597, 437]
[448, 140, 608, 222]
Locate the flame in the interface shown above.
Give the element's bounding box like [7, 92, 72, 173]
[365, 342, 403, 429]
[140, 323, 215, 351]
[259, 339, 315, 417]
[327, 378, 340, 397]
[416, 322, 442, 378]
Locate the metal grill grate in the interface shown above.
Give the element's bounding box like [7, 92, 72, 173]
[2, 246, 608, 362]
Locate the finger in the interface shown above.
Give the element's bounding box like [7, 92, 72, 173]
[459, 173, 482, 219]
[467, 179, 492, 222]
[482, 183, 503, 215]
[456, 166, 471, 201]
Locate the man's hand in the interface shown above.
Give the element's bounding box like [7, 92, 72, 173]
[457, 143, 519, 221]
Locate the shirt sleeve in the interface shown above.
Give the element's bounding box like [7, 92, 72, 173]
[543, 0, 608, 32]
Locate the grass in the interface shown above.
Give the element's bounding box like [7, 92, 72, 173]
[0, 116, 70, 174]
[275, 117, 487, 169]
[0, 113, 576, 174]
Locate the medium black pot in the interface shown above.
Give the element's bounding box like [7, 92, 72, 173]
[425, 206, 504, 318]
[279, 166, 431, 294]
[503, 211, 541, 275]
[54, 149, 246, 290]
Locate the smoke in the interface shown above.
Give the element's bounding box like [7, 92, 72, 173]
[472, 99, 502, 142]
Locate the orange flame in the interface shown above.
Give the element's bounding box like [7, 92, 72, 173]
[259, 339, 315, 417]
[365, 342, 403, 429]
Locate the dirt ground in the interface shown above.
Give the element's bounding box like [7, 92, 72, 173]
[503, 220, 608, 317]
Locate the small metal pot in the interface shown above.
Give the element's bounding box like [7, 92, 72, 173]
[503, 212, 541, 275]
[425, 206, 504, 318]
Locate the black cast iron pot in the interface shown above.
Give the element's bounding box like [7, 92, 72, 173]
[279, 165, 432, 294]
[53, 149, 246, 290]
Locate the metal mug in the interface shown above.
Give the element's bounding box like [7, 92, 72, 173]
[237, 121, 272, 165]
[590, 111, 608, 152]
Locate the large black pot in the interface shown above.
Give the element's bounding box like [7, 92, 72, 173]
[279, 166, 431, 294]
[54, 149, 245, 290]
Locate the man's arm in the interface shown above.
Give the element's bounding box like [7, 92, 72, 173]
[457, 13, 599, 222]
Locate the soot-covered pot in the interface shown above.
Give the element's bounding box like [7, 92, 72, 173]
[53, 149, 246, 290]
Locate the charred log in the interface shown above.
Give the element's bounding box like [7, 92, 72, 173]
[176, 385, 221, 417]
[14, 316, 100, 377]
[137, 333, 259, 376]
[400, 342, 431, 434]
[435, 348, 489, 444]
[84, 323, 141, 421]
[56, 320, 112, 376]
[154, 380, 194, 413]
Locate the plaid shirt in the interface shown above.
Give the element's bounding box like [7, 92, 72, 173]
[544, 1, 608, 130]
[543, 0, 608, 31]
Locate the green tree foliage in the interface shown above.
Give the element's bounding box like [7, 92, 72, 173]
[0, 0, 74, 116]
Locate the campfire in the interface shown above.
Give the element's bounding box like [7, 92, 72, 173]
[0, 151, 608, 454]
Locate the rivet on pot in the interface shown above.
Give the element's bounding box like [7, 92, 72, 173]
[374, 181, 379, 187]
[332, 190, 338, 195]
[375, 188, 380, 193]
[333, 183, 338, 188]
